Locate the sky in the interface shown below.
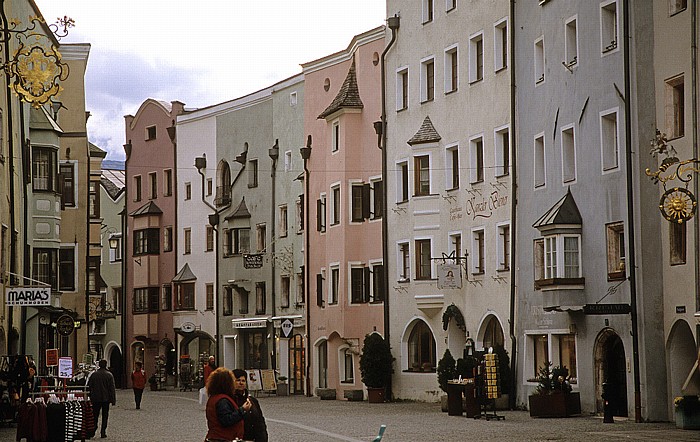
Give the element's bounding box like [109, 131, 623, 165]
[33, 1, 386, 160]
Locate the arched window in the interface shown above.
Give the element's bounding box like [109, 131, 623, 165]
[482, 316, 504, 349]
[216, 161, 231, 206]
[408, 321, 436, 372]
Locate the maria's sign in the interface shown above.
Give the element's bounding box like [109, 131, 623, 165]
[5, 287, 51, 306]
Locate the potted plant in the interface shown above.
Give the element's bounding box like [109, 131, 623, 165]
[528, 362, 581, 418]
[276, 376, 289, 396]
[359, 333, 394, 403]
[437, 349, 457, 412]
[675, 395, 700, 429]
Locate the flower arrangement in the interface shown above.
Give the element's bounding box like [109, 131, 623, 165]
[534, 362, 572, 395]
[675, 395, 700, 415]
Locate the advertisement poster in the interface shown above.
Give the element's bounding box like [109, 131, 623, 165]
[58, 357, 73, 379]
[246, 369, 262, 391]
[46, 349, 58, 367]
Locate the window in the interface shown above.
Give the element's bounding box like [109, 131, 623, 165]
[421, 58, 435, 102]
[444, 46, 458, 93]
[255, 282, 266, 314]
[163, 226, 173, 252]
[446, 145, 459, 190]
[414, 155, 431, 196]
[670, 0, 687, 16]
[256, 224, 266, 252]
[600, 1, 619, 54]
[331, 186, 340, 225]
[670, 222, 686, 265]
[134, 228, 160, 255]
[112, 287, 122, 314]
[290, 91, 298, 106]
[88, 181, 100, 218]
[565, 17, 578, 67]
[606, 222, 626, 279]
[184, 228, 191, 255]
[341, 348, 354, 383]
[232, 228, 250, 255]
[408, 322, 436, 372]
[108, 234, 122, 262]
[351, 184, 369, 222]
[666, 75, 685, 139]
[397, 161, 409, 202]
[371, 263, 384, 302]
[175, 282, 195, 310]
[133, 287, 158, 314]
[415, 239, 432, 280]
[318, 340, 328, 388]
[33, 146, 57, 192]
[149, 172, 157, 199]
[423, 0, 434, 23]
[538, 234, 582, 281]
[164, 169, 172, 196]
[316, 194, 326, 232]
[279, 205, 288, 237]
[396, 68, 409, 111]
[534, 134, 546, 188]
[207, 178, 212, 196]
[469, 32, 484, 83]
[317, 271, 325, 307]
[248, 159, 258, 188]
[297, 196, 304, 232]
[184, 182, 191, 200]
[238, 288, 249, 314]
[472, 229, 485, 274]
[544, 237, 557, 279]
[495, 127, 510, 177]
[206, 284, 214, 310]
[161, 285, 172, 311]
[330, 266, 339, 305]
[449, 232, 462, 260]
[371, 179, 383, 219]
[398, 242, 410, 281]
[206, 225, 214, 252]
[216, 161, 232, 206]
[59, 163, 75, 207]
[297, 270, 305, 304]
[497, 224, 510, 271]
[223, 287, 233, 316]
[446, 0, 456, 12]
[87, 256, 100, 295]
[145, 125, 156, 140]
[59, 247, 75, 291]
[528, 333, 578, 383]
[535, 37, 545, 84]
[561, 126, 576, 183]
[285, 151, 292, 172]
[351, 266, 370, 304]
[532, 334, 549, 379]
[281, 276, 290, 308]
[33, 249, 57, 289]
[470, 137, 484, 183]
[494, 19, 508, 71]
[332, 120, 340, 152]
[600, 110, 620, 171]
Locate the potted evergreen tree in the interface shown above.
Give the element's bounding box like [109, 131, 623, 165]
[437, 349, 457, 412]
[359, 333, 394, 403]
[528, 362, 581, 418]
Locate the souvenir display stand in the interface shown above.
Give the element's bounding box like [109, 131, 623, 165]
[473, 352, 504, 421]
[197, 352, 209, 388]
[154, 356, 166, 391]
[179, 355, 193, 391]
[0, 355, 36, 427]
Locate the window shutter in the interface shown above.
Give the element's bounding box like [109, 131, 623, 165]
[316, 199, 322, 231]
[374, 265, 384, 301]
[363, 267, 371, 302]
[58, 172, 65, 210]
[373, 180, 383, 218]
[362, 184, 371, 219]
[316, 273, 324, 307]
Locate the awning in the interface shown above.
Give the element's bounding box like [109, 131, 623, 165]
[542, 305, 584, 313]
[172, 263, 197, 283]
[231, 316, 271, 329]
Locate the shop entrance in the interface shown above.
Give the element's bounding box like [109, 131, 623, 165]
[594, 329, 628, 417]
[288, 334, 305, 395]
[243, 330, 268, 369]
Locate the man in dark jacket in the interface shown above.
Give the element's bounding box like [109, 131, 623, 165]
[88, 359, 116, 438]
[232, 369, 268, 442]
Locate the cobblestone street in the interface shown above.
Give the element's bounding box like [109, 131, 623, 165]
[3, 388, 699, 441]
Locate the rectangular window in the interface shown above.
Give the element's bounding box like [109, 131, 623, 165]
[670, 0, 687, 16]
[565, 17, 578, 67]
[223, 287, 233, 316]
[233, 228, 251, 255]
[423, 0, 434, 23]
[164, 169, 173, 196]
[175, 282, 195, 310]
[470, 137, 484, 183]
[185, 182, 191, 200]
[563, 236, 580, 278]
[533, 334, 549, 379]
[33, 249, 57, 290]
[161, 285, 172, 311]
[297, 196, 304, 232]
[350, 266, 369, 304]
[498, 224, 510, 271]
[666, 75, 685, 139]
[600, 1, 619, 54]
[316, 194, 326, 232]
[134, 287, 158, 314]
[397, 161, 409, 202]
[494, 19, 508, 71]
[342, 349, 354, 383]
[285, 151, 292, 172]
[256, 224, 266, 252]
[371, 263, 384, 302]
[444, 46, 458, 93]
[396, 68, 409, 111]
[414, 155, 430, 196]
[206, 225, 214, 252]
[535, 37, 545, 84]
[60, 163, 75, 207]
[670, 222, 686, 265]
[184, 228, 191, 255]
[330, 267, 339, 305]
[534, 134, 546, 188]
[207, 178, 212, 196]
[561, 126, 576, 183]
[238, 288, 249, 314]
[449, 232, 462, 260]
[33, 147, 57, 192]
[332, 120, 340, 152]
[399, 242, 410, 281]
[112, 287, 122, 314]
[149, 172, 157, 199]
[351, 184, 364, 222]
[281, 276, 290, 308]
[472, 229, 485, 274]
[279, 205, 288, 237]
[163, 226, 173, 252]
[544, 236, 557, 279]
[600, 110, 619, 171]
[87, 256, 100, 295]
[559, 334, 578, 382]
[88, 181, 100, 218]
[145, 125, 156, 140]
[59, 247, 75, 291]
[446, 145, 459, 190]
[420, 58, 435, 103]
[415, 239, 432, 280]
[297, 270, 305, 304]
[469, 32, 484, 83]
[371, 179, 383, 219]
[316, 272, 325, 307]
[331, 186, 340, 225]
[495, 128, 510, 177]
[248, 159, 258, 188]
[206, 284, 214, 310]
[606, 222, 626, 280]
[134, 228, 160, 255]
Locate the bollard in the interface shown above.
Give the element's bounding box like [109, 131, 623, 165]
[602, 382, 614, 423]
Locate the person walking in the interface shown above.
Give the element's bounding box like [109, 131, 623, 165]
[205, 367, 250, 442]
[131, 361, 146, 409]
[232, 369, 268, 442]
[203, 355, 217, 387]
[88, 359, 116, 438]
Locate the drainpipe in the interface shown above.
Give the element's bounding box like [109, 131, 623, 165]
[508, 0, 518, 410]
[692, 0, 699, 331]
[380, 13, 400, 402]
[120, 203, 127, 388]
[300, 136, 312, 397]
[269, 140, 279, 370]
[622, 0, 642, 423]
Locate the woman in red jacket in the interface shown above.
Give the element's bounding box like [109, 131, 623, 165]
[131, 361, 146, 409]
[205, 367, 251, 442]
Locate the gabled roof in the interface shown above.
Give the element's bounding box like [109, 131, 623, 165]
[101, 177, 123, 200]
[172, 263, 197, 283]
[129, 201, 163, 217]
[29, 106, 62, 132]
[407, 116, 441, 145]
[225, 197, 251, 220]
[318, 58, 364, 119]
[532, 189, 582, 229]
[89, 142, 107, 157]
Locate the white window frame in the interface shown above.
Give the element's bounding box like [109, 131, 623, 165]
[369, 175, 383, 221]
[396, 159, 409, 203]
[445, 143, 460, 190]
[524, 331, 578, 384]
[446, 0, 456, 12]
[290, 91, 298, 107]
[543, 234, 582, 279]
[329, 263, 340, 305]
[163, 168, 173, 197]
[397, 241, 411, 281]
[279, 204, 288, 237]
[330, 183, 341, 226]
[471, 227, 485, 274]
[494, 125, 510, 177]
[284, 150, 292, 172]
[534, 133, 546, 189]
[600, 0, 620, 56]
[496, 222, 511, 271]
[319, 193, 327, 233]
[444, 44, 459, 94]
[534, 37, 545, 85]
[420, 56, 436, 103]
[448, 231, 462, 259]
[369, 258, 383, 302]
[494, 17, 508, 72]
[338, 345, 355, 383]
[423, 0, 434, 23]
[469, 31, 484, 83]
[564, 15, 579, 69]
[561, 124, 577, 184]
[396, 67, 409, 111]
[600, 108, 620, 173]
[414, 236, 434, 280]
[331, 119, 340, 153]
[469, 134, 484, 184]
[413, 153, 432, 196]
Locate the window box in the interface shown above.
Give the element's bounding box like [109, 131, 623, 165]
[535, 277, 585, 290]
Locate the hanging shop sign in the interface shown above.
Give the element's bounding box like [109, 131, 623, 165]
[56, 314, 75, 336]
[281, 319, 294, 338]
[58, 357, 73, 379]
[181, 322, 196, 333]
[582, 303, 631, 315]
[244, 254, 264, 269]
[5, 286, 51, 306]
[437, 263, 462, 289]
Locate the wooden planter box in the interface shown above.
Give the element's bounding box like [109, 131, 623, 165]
[529, 392, 581, 418]
[344, 389, 364, 401]
[367, 387, 385, 403]
[316, 388, 336, 400]
[676, 408, 700, 430]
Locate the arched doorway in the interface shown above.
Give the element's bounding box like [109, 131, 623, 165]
[479, 314, 505, 351]
[288, 334, 305, 395]
[108, 346, 123, 388]
[667, 320, 697, 420]
[161, 339, 176, 386]
[594, 329, 628, 417]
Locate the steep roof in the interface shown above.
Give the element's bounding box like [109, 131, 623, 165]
[407, 116, 441, 145]
[225, 197, 251, 220]
[129, 201, 163, 217]
[532, 189, 582, 229]
[318, 58, 363, 119]
[172, 263, 197, 283]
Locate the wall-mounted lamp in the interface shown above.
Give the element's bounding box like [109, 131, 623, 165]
[194, 154, 207, 171]
[167, 120, 176, 142]
[124, 141, 132, 159]
[108, 236, 120, 249]
[300, 135, 312, 160]
[208, 213, 219, 227]
[373, 120, 383, 149]
[269, 139, 279, 160]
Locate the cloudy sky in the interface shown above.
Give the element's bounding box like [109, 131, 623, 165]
[33, 1, 386, 160]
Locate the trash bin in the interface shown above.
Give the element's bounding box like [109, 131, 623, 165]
[447, 381, 464, 416]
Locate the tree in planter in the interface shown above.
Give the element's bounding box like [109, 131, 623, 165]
[359, 333, 394, 402]
[456, 356, 477, 379]
[529, 361, 580, 418]
[437, 349, 457, 393]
